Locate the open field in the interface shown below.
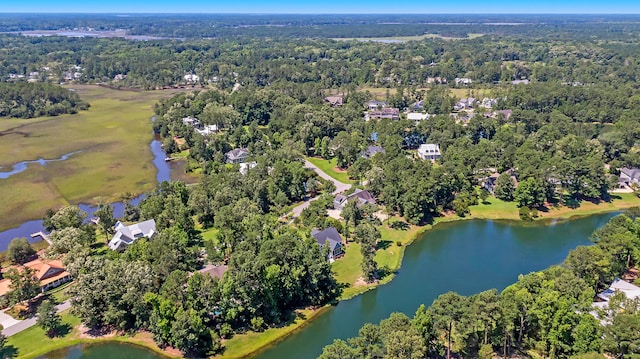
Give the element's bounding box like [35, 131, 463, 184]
[0, 85, 184, 231]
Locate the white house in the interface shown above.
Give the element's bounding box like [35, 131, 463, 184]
[407, 112, 430, 122]
[184, 74, 200, 83]
[108, 219, 157, 251]
[418, 144, 442, 161]
[195, 124, 219, 136]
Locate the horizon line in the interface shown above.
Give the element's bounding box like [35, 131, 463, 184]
[2, 12, 640, 15]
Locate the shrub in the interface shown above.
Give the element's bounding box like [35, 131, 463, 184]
[519, 206, 532, 221]
[250, 316, 265, 332]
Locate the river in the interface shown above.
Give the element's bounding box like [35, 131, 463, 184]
[253, 213, 618, 359]
[0, 137, 171, 251]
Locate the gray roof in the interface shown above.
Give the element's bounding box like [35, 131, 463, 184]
[311, 227, 343, 251]
[199, 264, 228, 280]
[621, 167, 640, 181]
[109, 219, 156, 251]
[362, 146, 385, 159]
[335, 189, 377, 207]
[226, 148, 249, 160]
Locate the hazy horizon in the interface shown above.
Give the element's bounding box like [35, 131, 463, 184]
[3, 0, 640, 14]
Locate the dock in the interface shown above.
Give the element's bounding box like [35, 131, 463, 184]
[30, 231, 52, 245]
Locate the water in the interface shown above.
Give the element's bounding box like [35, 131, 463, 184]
[0, 138, 170, 251]
[39, 342, 166, 359]
[0, 151, 82, 179]
[254, 213, 618, 359]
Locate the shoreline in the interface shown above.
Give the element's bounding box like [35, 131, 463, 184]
[13, 196, 639, 359]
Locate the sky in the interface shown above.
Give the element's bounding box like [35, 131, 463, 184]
[2, 0, 640, 14]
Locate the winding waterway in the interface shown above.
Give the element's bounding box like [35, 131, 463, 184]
[0, 138, 170, 251]
[0, 151, 82, 179]
[253, 213, 618, 359]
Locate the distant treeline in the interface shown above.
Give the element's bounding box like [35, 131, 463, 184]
[0, 82, 89, 118]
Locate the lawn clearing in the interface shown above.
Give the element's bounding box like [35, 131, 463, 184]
[0, 85, 184, 231]
[306, 157, 351, 184]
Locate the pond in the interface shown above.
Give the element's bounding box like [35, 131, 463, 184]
[0, 136, 170, 251]
[38, 342, 166, 359]
[253, 212, 618, 359]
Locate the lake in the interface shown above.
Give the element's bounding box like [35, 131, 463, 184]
[253, 213, 618, 359]
[39, 342, 166, 359]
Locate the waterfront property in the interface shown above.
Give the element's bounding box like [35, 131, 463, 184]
[619, 167, 640, 187]
[311, 227, 344, 261]
[108, 219, 157, 251]
[334, 189, 376, 210]
[0, 257, 71, 298]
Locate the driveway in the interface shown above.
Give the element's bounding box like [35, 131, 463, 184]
[288, 160, 352, 220]
[2, 300, 71, 337]
[0, 309, 21, 330]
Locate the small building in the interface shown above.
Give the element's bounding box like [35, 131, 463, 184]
[334, 189, 377, 210]
[225, 148, 249, 164]
[361, 146, 385, 159]
[195, 124, 219, 136]
[481, 170, 518, 194]
[417, 143, 441, 161]
[324, 96, 344, 107]
[311, 227, 345, 261]
[108, 219, 157, 251]
[619, 167, 640, 187]
[239, 161, 257, 175]
[0, 258, 71, 298]
[184, 74, 200, 83]
[114, 74, 127, 81]
[511, 79, 530, 85]
[369, 108, 400, 120]
[455, 77, 473, 86]
[367, 100, 387, 111]
[182, 116, 201, 127]
[412, 100, 424, 110]
[407, 112, 430, 122]
[198, 264, 228, 280]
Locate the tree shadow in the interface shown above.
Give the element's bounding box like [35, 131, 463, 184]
[376, 265, 394, 280]
[563, 196, 581, 209]
[481, 200, 492, 205]
[389, 221, 410, 231]
[51, 322, 72, 337]
[376, 240, 392, 250]
[0, 345, 18, 358]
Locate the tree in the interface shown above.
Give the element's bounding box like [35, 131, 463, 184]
[7, 237, 35, 264]
[494, 173, 515, 201]
[48, 227, 90, 256]
[355, 223, 380, 282]
[37, 300, 62, 337]
[170, 308, 214, 356]
[5, 267, 39, 304]
[50, 205, 86, 230]
[429, 292, 467, 359]
[318, 339, 355, 359]
[94, 204, 116, 239]
[514, 177, 546, 208]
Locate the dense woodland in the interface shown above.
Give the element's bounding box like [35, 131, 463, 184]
[0, 82, 88, 118]
[2, 15, 640, 358]
[319, 212, 640, 359]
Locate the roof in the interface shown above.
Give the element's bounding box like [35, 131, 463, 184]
[311, 227, 343, 251]
[324, 96, 343, 106]
[621, 167, 640, 180]
[596, 278, 640, 301]
[362, 146, 385, 159]
[226, 148, 249, 160]
[418, 143, 441, 155]
[0, 258, 70, 296]
[335, 189, 377, 207]
[199, 265, 228, 280]
[109, 219, 156, 251]
[407, 112, 429, 121]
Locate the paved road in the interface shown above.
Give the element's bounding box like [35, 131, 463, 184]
[2, 300, 71, 337]
[287, 160, 352, 220]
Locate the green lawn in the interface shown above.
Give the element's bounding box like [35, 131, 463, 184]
[306, 157, 351, 184]
[0, 85, 185, 231]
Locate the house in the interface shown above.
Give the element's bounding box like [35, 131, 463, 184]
[0, 258, 71, 298]
[195, 124, 219, 136]
[454, 98, 476, 111]
[367, 100, 387, 111]
[184, 74, 199, 83]
[480, 98, 498, 109]
[427, 77, 447, 84]
[407, 112, 430, 122]
[361, 146, 385, 159]
[511, 79, 530, 85]
[369, 108, 400, 120]
[225, 148, 249, 164]
[619, 167, 640, 186]
[591, 278, 640, 318]
[481, 170, 518, 194]
[182, 116, 201, 127]
[108, 219, 157, 251]
[334, 189, 377, 210]
[324, 96, 343, 107]
[114, 73, 127, 81]
[311, 227, 345, 261]
[198, 264, 228, 280]
[455, 77, 473, 86]
[417, 143, 442, 161]
[412, 100, 425, 110]
[239, 161, 257, 175]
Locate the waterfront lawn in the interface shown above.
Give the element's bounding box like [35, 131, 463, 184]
[306, 157, 351, 184]
[217, 307, 324, 359]
[0, 85, 183, 231]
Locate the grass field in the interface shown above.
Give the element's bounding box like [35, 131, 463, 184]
[0, 85, 183, 231]
[306, 157, 351, 184]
